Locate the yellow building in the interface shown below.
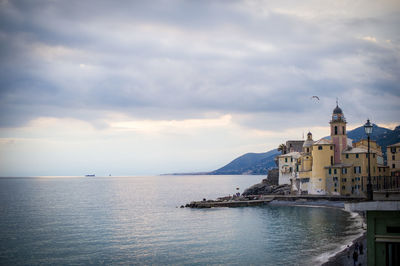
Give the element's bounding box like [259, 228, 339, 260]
[387, 142, 400, 177]
[294, 104, 381, 196]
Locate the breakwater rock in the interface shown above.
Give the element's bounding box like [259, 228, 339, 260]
[242, 181, 291, 196]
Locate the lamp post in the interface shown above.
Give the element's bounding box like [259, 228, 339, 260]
[364, 119, 373, 201]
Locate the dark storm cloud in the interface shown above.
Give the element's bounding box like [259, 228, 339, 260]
[1, 0, 399, 128]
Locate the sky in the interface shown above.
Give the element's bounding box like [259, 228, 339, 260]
[0, 0, 399, 176]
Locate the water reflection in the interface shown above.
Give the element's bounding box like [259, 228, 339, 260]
[0, 176, 360, 265]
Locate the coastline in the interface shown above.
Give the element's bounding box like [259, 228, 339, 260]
[264, 200, 367, 265]
[322, 233, 367, 266]
[186, 197, 367, 265]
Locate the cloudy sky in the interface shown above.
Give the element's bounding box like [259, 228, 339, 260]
[0, 0, 399, 176]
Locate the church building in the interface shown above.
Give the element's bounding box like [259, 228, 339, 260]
[281, 104, 383, 196]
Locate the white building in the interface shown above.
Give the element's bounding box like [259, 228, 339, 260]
[278, 152, 301, 185]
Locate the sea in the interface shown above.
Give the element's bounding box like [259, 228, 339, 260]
[0, 175, 363, 265]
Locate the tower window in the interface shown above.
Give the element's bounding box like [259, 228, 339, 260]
[342, 126, 345, 134]
[356, 153, 359, 158]
[318, 146, 322, 150]
[306, 148, 309, 153]
[334, 126, 338, 135]
[330, 146, 333, 150]
[346, 154, 349, 159]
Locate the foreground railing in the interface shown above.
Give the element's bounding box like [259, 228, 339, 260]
[360, 176, 400, 191]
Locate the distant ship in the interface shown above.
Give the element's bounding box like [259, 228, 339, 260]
[85, 174, 95, 177]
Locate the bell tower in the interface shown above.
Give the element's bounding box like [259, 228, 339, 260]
[330, 102, 347, 164]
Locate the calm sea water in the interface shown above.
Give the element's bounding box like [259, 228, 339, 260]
[0, 175, 362, 265]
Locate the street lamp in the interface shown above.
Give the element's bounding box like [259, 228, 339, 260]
[364, 119, 373, 201]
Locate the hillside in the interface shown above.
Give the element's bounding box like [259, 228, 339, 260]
[210, 124, 399, 175]
[210, 149, 280, 175]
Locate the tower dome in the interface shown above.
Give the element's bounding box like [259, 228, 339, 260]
[333, 105, 343, 114]
[303, 132, 314, 148]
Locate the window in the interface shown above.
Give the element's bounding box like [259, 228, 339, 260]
[342, 126, 345, 134]
[334, 188, 337, 192]
[342, 168, 347, 174]
[331, 156, 333, 165]
[334, 126, 338, 135]
[356, 153, 359, 158]
[318, 146, 322, 150]
[291, 157, 293, 162]
[306, 148, 309, 153]
[393, 164, 396, 169]
[391, 147, 396, 153]
[393, 155, 396, 160]
[285, 158, 287, 162]
[342, 185, 346, 190]
[341, 178, 347, 182]
[354, 166, 361, 174]
[330, 146, 333, 150]
[346, 154, 349, 159]
[334, 183, 337, 187]
[334, 169, 337, 174]
[329, 168, 332, 175]
[289, 167, 292, 172]
[373, 154, 375, 158]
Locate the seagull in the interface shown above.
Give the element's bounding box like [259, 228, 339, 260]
[311, 96, 320, 100]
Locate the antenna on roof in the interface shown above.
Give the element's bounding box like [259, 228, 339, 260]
[336, 97, 338, 106]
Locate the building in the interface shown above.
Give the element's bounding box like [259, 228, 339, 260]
[277, 152, 300, 186]
[387, 142, 400, 177]
[345, 196, 400, 265]
[286, 104, 381, 196]
[286, 140, 304, 153]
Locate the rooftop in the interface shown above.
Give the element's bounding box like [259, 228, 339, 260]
[388, 142, 400, 147]
[313, 138, 332, 145]
[278, 151, 301, 159]
[342, 147, 376, 154]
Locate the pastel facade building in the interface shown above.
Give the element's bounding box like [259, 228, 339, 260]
[277, 152, 300, 186]
[387, 142, 400, 177]
[286, 104, 382, 196]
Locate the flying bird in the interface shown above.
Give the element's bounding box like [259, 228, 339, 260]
[311, 96, 320, 100]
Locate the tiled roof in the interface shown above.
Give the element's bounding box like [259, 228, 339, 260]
[342, 147, 376, 154]
[278, 151, 301, 159]
[313, 138, 332, 145]
[388, 142, 400, 147]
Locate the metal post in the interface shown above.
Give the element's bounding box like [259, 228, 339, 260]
[367, 134, 373, 201]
